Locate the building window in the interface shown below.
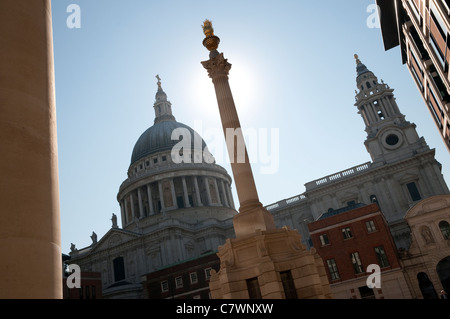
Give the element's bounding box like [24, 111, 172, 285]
[280, 271, 298, 299]
[350, 252, 364, 274]
[92, 286, 96, 299]
[162, 155, 167, 161]
[85, 285, 90, 299]
[406, 182, 421, 201]
[359, 286, 376, 299]
[326, 259, 340, 280]
[161, 280, 169, 292]
[342, 227, 353, 239]
[175, 276, 183, 288]
[113, 256, 125, 282]
[246, 277, 262, 299]
[190, 272, 198, 284]
[439, 221, 450, 240]
[319, 234, 330, 246]
[366, 220, 377, 233]
[205, 268, 212, 280]
[153, 158, 158, 164]
[146, 160, 150, 167]
[374, 246, 390, 268]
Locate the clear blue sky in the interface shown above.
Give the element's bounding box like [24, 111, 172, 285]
[51, 0, 450, 254]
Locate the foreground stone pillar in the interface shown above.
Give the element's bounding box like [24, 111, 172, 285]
[201, 20, 332, 299]
[0, 0, 62, 298]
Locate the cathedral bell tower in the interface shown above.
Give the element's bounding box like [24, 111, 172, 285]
[354, 54, 429, 167]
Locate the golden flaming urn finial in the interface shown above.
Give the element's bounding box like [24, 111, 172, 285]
[202, 19, 220, 52]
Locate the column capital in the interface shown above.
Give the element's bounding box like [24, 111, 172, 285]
[201, 53, 231, 80]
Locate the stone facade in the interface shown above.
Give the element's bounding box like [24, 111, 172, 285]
[265, 57, 449, 253]
[66, 55, 450, 299]
[68, 80, 237, 299]
[401, 194, 450, 298]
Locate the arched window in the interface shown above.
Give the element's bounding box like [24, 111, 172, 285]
[417, 272, 438, 299]
[439, 221, 450, 240]
[366, 81, 371, 88]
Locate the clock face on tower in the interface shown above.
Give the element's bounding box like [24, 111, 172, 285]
[380, 130, 403, 150]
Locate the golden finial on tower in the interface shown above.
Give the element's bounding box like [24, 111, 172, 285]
[156, 74, 161, 89]
[354, 54, 361, 64]
[202, 19, 220, 52]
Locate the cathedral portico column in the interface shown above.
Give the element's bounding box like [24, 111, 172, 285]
[201, 20, 276, 237]
[182, 177, 191, 208]
[147, 183, 155, 215]
[194, 176, 203, 206]
[0, 0, 62, 298]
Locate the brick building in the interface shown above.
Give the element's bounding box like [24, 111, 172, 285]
[308, 203, 412, 299]
[144, 251, 220, 299]
[63, 271, 103, 299]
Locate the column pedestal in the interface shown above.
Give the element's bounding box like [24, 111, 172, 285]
[209, 227, 332, 299]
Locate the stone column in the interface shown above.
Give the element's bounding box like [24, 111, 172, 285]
[158, 181, 165, 212]
[124, 198, 130, 224]
[137, 187, 144, 218]
[170, 178, 178, 208]
[194, 176, 203, 206]
[204, 176, 212, 205]
[226, 182, 236, 209]
[220, 179, 230, 207]
[182, 177, 191, 208]
[213, 178, 222, 205]
[130, 192, 136, 219]
[146, 184, 155, 215]
[202, 41, 275, 237]
[120, 200, 126, 226]
[0, 0, 62, 298]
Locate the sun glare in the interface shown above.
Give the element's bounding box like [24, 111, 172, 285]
[189, 55, 259, 122]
